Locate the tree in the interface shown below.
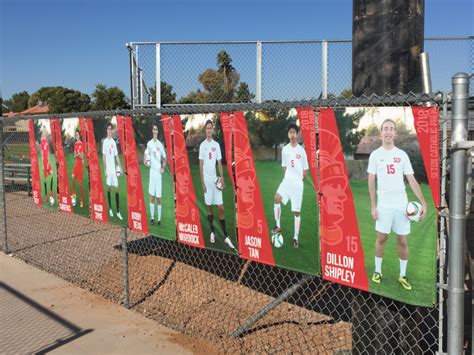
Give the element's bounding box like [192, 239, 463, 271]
[91, 84, 129, 111]
[28, 86, 91, 113]
[3, 91, 30, 112]
[335, 108, 365, 158]
[149, 81, 177, 105]
[233, 82, 254, 103]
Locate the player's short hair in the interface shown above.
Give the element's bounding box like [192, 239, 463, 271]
[287, 122, 299, 133]
[205, 119, 213, 128]
[151, 121, 159, 130]
[380, 119, 396, 131]
[106, 122, 113, 130]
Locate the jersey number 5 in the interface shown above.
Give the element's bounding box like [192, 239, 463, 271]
[386, 164, 395, 175]
[290, 160, 295, 168]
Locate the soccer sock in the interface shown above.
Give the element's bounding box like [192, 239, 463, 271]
[115, 193, 120, 213]
[400, 259, 408, 278]
[274, 203, 281, 228]
[207, 214, 215, 233]
[107, 191, 111, 209]
[150, 203, 155, 219]
[50, 178, 53, 194]
[294, 215, 301, 240]
[219, 218, 228, 236]
[80, 185, 83, 200]
[157, 205, 162, 222]
[375, 257, 383, 274]
[44, 182, 47, 195]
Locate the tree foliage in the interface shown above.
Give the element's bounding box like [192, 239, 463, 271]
[91, 84, 129, 111]
[149, 81, 177, 105]
[335, 108, 366, 157]
[29, 86, 91, 113]
[3, 91, 30, 112]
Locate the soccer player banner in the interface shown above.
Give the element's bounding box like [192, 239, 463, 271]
[28, 120, 42, 207]
[34, 119, 57, 209]
[321, 106, 439, 307]
[133, 115, 176, 241]
[248, 110, 320, 275]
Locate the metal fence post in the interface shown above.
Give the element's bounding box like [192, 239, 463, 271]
[256, 41, 262, 104]
[121, 226, 129, 308]
[448, 72, 469, 354]
[0, 119, 8, 254]
[127, 44, 135, 110]
[156, 43, 161, 108]
[321, 40, 328, 99]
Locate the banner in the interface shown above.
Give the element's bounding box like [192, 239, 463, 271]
[218, 113, 235, 185]
[50, 119, 73, 214]
[28, 120, 42, 206]
[318, 109, 368, 290]
[83, 118, 108, 224]
[161, 116, 174, 175]
[170, 114, 205, 248]
[233, 112, 274, 265]
[296, 108, 319, 190]
[116, 115, 149, 234]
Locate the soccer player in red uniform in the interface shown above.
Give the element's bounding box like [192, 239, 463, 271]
[40, 127, 54, 204]
[71, 130, 85, 207]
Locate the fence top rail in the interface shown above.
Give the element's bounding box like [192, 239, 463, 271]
[1, 92, 445, 123]
[127, 36, 473, 46]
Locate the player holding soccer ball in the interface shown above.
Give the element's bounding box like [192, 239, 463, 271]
[40, 126, 55, 205]
[143, 122, 167, 226]
[71, 130, 85, 208]
[102, 122, 123, 220]
[272, 122, 309, 248]
[198, 120, 236, 250]
[368, 119, 427, 290]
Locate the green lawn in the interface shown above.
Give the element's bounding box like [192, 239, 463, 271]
[352, 180, 437, 307]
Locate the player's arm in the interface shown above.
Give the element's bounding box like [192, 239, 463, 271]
[103, 153, 107, 177]
[368, 173, 377, 220]
[303, 169, 309, 180]
[115, 148, 122, 171]
[199, 159, 206, 193]
[217, 159, 226, 189]
[143, 148, 148, 166]
[406, 174, 428, 219]
[161, 156, 167, 174]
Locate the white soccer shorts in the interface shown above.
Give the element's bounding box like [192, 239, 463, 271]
[375, 205, 410, 235]
[149, 170, 162, 198]
[204, 175, 223, 206]
[106, 168, 118, 187]
[276, 178, 304, 212]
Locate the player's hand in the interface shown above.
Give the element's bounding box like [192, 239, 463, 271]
[371, 207, 378, 220]
[105, 171, 108, 178]
[419, 202, 428, 220]
[220, 178, 226, 189]
[202, 184, 207, 193]
[161, 167, 165, 174]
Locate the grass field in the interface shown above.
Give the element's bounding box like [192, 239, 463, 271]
[351, 180, 437, 307]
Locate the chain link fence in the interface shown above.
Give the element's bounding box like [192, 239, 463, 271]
[128, 37, 473, 108]
[2, 89, 470, 353]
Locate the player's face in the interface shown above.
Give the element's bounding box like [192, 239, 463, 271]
[41, 129, 47, 139]
[107, 126, 113, 138]
[205, 123, 213, 139]
[152, 126, 158, 138]
[75, 131, 80, 141]
[381, 121, 396, 145]
[288, 128, 298, 144]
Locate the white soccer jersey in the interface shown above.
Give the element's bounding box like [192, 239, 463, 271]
[281, 144, 309, 182]
[198, 139, 222, 178]
[367, 146, 414, 208]
[102, 137, 118, 173]
[145, 139, 166, 171]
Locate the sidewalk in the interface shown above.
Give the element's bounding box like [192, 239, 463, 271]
[0, 253, 217, 354]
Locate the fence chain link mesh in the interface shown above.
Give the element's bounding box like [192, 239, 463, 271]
[1, 90, 459, 353]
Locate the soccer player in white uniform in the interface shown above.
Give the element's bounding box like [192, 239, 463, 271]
[199, 120, 236, 250]
[144, 122, 167, 226]
[102, 122, 123, 221]
[272, 122, 309, 248]
[368, 119, 427, 290]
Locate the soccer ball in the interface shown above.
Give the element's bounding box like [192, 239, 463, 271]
[116, 165, 123, 177]
[271, 232, 284, 248]
[49, 195, 55, 206]
[144, 154, 151, 167]
[71, 195, 77, 207]
[215, 177, 224, 191]
[406, 201, 422, 222]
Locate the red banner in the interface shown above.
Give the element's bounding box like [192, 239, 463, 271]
[412, 107, 440, 207]
[318, 108, 368, 290]
[28, 120, 42, 206]
[166, 114, 205, 248]
[81, 118, 108, 224]
[234, 112, 275, 265]
[116, 115, 149, 234]
[296, 107, 319, 190]
[218, 112, 235, 185]
[161, 116, 174, 175]
[50, 119, 73, 213]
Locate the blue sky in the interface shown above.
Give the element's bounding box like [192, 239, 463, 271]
[1, 0, 473, 101]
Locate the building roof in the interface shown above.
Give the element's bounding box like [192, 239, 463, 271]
[1, 104, 49, 117]
[355, 136, 381, 155]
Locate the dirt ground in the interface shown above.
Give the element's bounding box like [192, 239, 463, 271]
[5, 191, 352, 353]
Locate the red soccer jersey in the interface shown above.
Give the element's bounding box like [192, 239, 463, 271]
[40, 138, 50, 162]
[74, 141, 84, 166]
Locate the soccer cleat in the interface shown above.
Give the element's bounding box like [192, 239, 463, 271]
[210, 232, 215, 243]
[271, 226, 281, 234]
[150, 219, 154, 226]
[116, 212, 123, 221]
[372, 272, 382, 284]
[399, 277, 412, 290]
[293, 238, 299, 248]
[157, 221, 161, 226]
[109, 209, 114, 217]
[80, 200, 84, 208]
[224, 237, 237, 251]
